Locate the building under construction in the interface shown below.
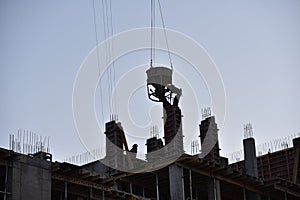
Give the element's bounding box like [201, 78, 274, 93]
[0, 65, 300, 200]
[0, 121, 300, 200]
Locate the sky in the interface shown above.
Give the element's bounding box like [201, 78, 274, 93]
[1, 0, 300, 162]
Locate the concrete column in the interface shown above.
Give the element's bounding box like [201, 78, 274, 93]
[243, 138, 260, 200]
[243, 138, 258, 177]
[11, 155, 51, 200]
[169, 164, 184, 199]
[208, 177, 221, 200]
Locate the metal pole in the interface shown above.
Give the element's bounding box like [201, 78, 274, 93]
[285, 191, 288, 200]
[102, 190, 105, 200]
[156, 174, 159, 200]
[182, 168, 185, 200]
[243, 187, 246, 200]
[64, 181, 67, 200]
[214, 178, 217, 200]
[4, 165, 8, 200]
[143, 187, 145, 198]
[130, 183, 133, 194]
[189, 169, 193, 200]
[89, 187, 92, 199]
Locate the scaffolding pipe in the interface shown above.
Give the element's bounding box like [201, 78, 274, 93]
[64, 181, 67, 200]
[130, 183, 133, 194]
[214, 178, 217, 200]
[285, 192, 288, 200]
[189, 169, 193, 200]
[285, 150, 291, 181]
[156, 174, 159, 200]
[143, 187, 145, 198]
[182, 168, 185, 200]
[4, 165, 8, 200]
[89, 187, 93, 199]
[267, 155, 272, 178]
[243, 188, 246, 200]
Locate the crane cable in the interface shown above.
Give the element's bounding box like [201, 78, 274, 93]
[150, 0, 173, 70]
[92, 0, 105, 122]
[150, 0, 155, 67]
[108, 0, 117, 116]
[157, 0, 173, 70]
[100, 0, 111, 115]
[100, 0, 116, 116]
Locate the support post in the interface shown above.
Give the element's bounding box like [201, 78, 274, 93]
[189, 169, 193, 200]
[182, 168, 185, 200]
[156, 174, 159, 200]
[208, 177, 221, 200]
[89, 187, 93, 199]
[143, 187, 145, 198]
[285, 192, 287, 200]
[4, 165, 8, 200]
[130, 183, 133, 194]
[214, 178, 217, 200]
[169, 164, 184, 199]
[64, 181, 67, 200]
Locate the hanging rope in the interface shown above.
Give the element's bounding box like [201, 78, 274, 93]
[157, 0, 173, 69]
[150, 0, 156, 67]
[92, 0, 104, 121]
[150, 0, 173, 70]
[101, 0, 115, 115]
[101, 0, 111, 115]
[108, 0, 117, 115]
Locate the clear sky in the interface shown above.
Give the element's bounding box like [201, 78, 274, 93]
[1, 0, 300, 162]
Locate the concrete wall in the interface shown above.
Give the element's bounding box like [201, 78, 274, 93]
[10, 154, 51, 200]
